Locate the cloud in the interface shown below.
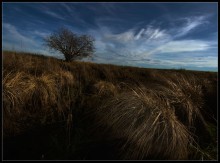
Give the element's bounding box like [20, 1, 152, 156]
[100, 3, 121, 16]
[102, 25, 169, 43]
[134, 28, 145, 40]
[57, 4, 90, 29]
[2, 4, 217, 71]
[44, 10, 66, 20]
[139, 26, 169, 40]
[88, 14, 217, 70]
[149, 40, 214, 54]
[92, 52, 218, 69]
[175, 16, 209, 38]
[95, 15, 213, 56]
[32, 30, 50, 38]
[2, 23, 62, 58]
[61, 3, 73, 13]
[92, 25, 168, 60]
[154, 56, 218, 68]
[104, 29, 135, 42]
[3, 23, 36, 47]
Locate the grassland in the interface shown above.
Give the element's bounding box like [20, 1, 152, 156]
[2, 51, 217, 160]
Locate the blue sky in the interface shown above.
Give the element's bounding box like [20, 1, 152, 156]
[2, 2, 218, 71]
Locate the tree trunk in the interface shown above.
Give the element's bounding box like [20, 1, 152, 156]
[65, 58, 71, 62]
[64, 53, 72, 62]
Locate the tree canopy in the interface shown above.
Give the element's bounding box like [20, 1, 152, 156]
[44, 27, 95, 62]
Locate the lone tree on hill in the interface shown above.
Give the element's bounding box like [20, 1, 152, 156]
[44, 27, 95, 62]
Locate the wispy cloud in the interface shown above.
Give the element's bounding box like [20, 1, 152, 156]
[148, 40, 214, 54]
[59, 3, 89, 28]
[136, 26, 169, 40]
[100, 3, 121, 16]
[154, 56, 218, 68]
[104, 29, 135, 43]
[95, 15, 212, 55]
[89, 14, 217, 70]
[2, 2, 217, 71]
[174, 15, 209, 38]
[61, 3, 73, 13]
[44, 10, 66, 20]
[104, 26, 169, 43]
[2, 23, 61, 58]
[32, 30, 50, 38]
[3, 23, 36, 47]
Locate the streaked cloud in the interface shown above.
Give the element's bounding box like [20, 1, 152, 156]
[154, 56, 218, 68]
[3, 23, 61, 58]
[93, 14, 216, 60]
[44, 10, 66, 20]
[2, 3, 218, 71]
[32, 30, 50, 38]
[149, 40, 214, 54]
[3, 23, 36, 47]
[175, 15, 210, 38]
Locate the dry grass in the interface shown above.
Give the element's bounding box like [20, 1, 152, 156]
[3, 72, 59, 136]
[93, 81, 118, 96]
[3, 53, 77, 136]
[152, 73, 206, 127]
[58, 70, 75, 87]
[3, 51, 217, 160]
[3, 71, 24, 113]
[95, 85, 200, 159]
[92, 71, 216, 160]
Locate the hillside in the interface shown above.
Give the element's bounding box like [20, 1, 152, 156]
[3, 51, 217, 160]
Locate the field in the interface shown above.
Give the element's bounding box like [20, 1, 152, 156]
[2, 51, 217, 160]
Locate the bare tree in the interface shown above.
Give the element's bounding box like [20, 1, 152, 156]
[44, 27, 95, 62]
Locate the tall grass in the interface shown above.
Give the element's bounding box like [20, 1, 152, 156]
[3, 51, 217, 160]
[94, 83, 206, 159]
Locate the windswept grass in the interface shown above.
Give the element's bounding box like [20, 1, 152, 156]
[94, 82, 211, 159]
[3, 51, 217, 160]
[93, 81, 118, 96]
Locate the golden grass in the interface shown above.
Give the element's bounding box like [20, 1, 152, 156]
[3, 53, 77, 136]
[3, 71, 29, 114]
[60, 71, 75, 86]
[93, 72, 217, 159]
[2, 51, 217, 160]
[93, 81, 118, 96]
[95, 85, 198, 159]
[152, 73, 207, 128]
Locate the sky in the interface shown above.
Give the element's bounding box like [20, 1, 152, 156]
[2, 2, 218, 71]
